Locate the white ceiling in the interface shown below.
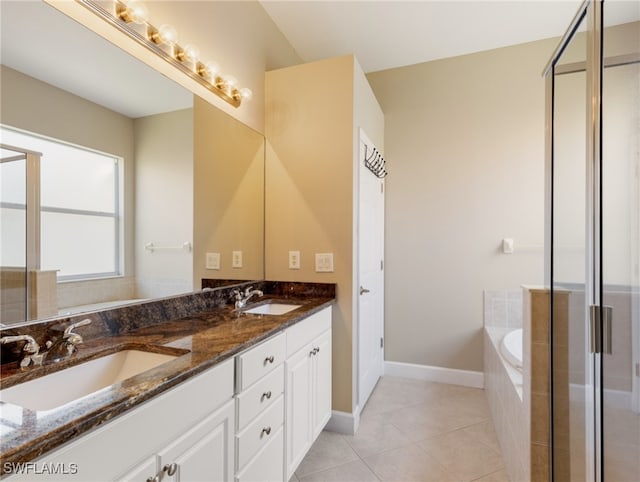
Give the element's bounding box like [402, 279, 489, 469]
[259, 0, 581, 73]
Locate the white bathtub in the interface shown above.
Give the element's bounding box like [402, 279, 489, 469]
[58, 299, 147, 316]
[500, 328, 523, 370]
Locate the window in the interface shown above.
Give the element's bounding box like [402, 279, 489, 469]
[1, 126, 122, 280]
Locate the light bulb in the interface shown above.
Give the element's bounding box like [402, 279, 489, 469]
[238, 88, 253, 101]
[153, 24, 177, 46]
[204, 61, 220, 78]
[116, 0, 148, 24]
[183, 44, 200, 62]
[127, 1, 148, 24]
[223, 75, 238, 89]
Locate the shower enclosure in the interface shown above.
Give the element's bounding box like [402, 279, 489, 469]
[0, 144, 41, 324]
[546, 0, 639, 480]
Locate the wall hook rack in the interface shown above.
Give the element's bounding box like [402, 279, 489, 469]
[364, 145, 387, 178]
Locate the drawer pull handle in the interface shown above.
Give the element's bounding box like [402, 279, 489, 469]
[163, 463, 178, 476]
[261, 426, 272, 438]
[264, 355, 275, 365]
[261, 390, 272, 401]
[310, 347, 319, 356]
[146, 477, 160, 482]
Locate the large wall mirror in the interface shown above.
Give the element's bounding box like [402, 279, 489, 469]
[0, 1, 264, 327]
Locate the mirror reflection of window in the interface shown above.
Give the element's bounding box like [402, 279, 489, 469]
[1, 126, 122, 280]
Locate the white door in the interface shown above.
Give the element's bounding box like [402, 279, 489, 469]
[357, 129, 385, 410]
[311, 330, 332, 438]
[285, 346, 313, 479]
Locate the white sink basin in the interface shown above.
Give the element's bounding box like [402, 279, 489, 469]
[243, 303, 302, 316]
[0, 350, 178, 411]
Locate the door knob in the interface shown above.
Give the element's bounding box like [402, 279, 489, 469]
[360, 286, 370, 295]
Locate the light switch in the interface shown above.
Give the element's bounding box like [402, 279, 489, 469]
[289, 251, 301, 269]
[206, 252, 220, 270]
[232, 250, 243, 268]
[315, 253, 334, 272]
[502, 238, 514, 254]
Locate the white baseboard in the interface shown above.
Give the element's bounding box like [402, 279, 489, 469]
[324, 409, 360, 435]
[384, 360, 485, 389]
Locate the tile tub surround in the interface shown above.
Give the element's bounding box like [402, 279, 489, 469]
[484, 286, 554, 482]
[484, 327, 528, 482]
[0, 281, 335, 472]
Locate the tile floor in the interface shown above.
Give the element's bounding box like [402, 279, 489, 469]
[290, 376, 509, 482]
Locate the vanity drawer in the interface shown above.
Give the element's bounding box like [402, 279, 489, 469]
[236, 332, 285, 391]
[235, 426, 284, 482]
[236, 364, 284, 431]
[236, 395, 284, 471]
[286, 307, 331, 357]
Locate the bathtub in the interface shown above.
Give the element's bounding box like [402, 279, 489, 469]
[501, 328, 523, 370]
[58, 299, 147, 316]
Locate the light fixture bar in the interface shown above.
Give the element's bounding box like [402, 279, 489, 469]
[78, 0, 250, 108]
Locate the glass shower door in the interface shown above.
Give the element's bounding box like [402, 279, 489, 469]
[600, 2, 640, 480]
[0, 146, 28, 324]
[551, 4, 593, 479]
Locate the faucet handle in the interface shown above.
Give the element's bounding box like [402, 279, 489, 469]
[63, 318, 91, 339]
[232, 289, 242, 300]
[244, 286, 254, 296]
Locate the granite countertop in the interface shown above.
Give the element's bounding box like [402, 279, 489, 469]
[0, 293, 334, 473]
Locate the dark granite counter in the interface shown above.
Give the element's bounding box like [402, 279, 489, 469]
[0, 281, 334, 474]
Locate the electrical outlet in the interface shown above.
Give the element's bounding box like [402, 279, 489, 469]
[206, 252, 220, 270]
[315, 253, 334, 272]
[232, 250, 243, 268]
[289, 251, 301, 269]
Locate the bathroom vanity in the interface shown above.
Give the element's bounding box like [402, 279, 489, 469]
[0, 282, 334, 481]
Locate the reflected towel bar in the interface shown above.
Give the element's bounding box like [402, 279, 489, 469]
[145, 242, 192, 253]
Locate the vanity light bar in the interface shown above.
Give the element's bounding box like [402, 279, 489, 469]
[77, 0, 252, 108]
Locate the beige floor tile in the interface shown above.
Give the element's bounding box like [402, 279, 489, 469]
[379, 398, 490, 442]
[363, 444, 457, 482]
[295, 431, 359, 477]
[343, 416, 413, 458]
[296, 378, 507, 482]
[298, 460, 381, 482]
[418, 429, 505, 481]
[458, 421, 502, 454]
[471, 469, 510, 482]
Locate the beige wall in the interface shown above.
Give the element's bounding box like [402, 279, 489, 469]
[0, 65, 136, 279]
[266, 55, 384, 413]
[368, 39, 556, 372]
[134, 109, 194, 298]
[193, 97, 265, 286]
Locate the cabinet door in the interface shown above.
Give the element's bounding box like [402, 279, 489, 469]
[285, 344, 313, 479]
[116, 456, 157, 482]
[311, 330, 332, 439]
[158, 399, 234, 482]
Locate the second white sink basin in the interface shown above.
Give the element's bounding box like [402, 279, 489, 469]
[243, 303, 302, 316]
[0, 350, 178, 412]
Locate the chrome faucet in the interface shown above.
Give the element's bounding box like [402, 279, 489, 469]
[232, 286, 264, 309]
[0, 334, 44, 368]
[45, 318, 92, 363]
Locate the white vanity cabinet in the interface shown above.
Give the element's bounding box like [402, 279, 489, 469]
[284, 307, 332, 480]
[6, 358, 235, 482]
[5, 305, 333, 482]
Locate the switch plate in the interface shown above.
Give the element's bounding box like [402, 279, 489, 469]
[206, 252, 220, 270]
[315, 253, 334, 272]
[232, 251, 243, 268]
[289, 251, 301, 269]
